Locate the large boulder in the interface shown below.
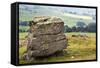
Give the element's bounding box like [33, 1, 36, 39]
[24, 16, 67, 58]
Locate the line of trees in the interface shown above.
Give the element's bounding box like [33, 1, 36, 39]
[19, 29, 29, 32]
[64, 21, 96, 32]
[19, 21, 29, 32]
[19, 21, 96, 33]
[19, 21, 29, 26]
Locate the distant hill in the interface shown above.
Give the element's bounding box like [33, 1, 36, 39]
[19, 4, 96, 27]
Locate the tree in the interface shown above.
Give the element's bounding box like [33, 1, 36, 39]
[19, 21, 29, 26]
[72, 26, 76, 32]
[76, 21, 86, 28]
[64, 25, 68, 32]
[75, 21, 87, 32]
[64, 25, 72, 32]
[87, 23, 96, 32]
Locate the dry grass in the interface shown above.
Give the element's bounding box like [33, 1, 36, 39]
[19, 32, 96, 64]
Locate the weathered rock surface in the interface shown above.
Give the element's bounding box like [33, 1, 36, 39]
[24, 16, 67, 58]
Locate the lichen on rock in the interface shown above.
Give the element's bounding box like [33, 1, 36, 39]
[23, 16, 68, 60]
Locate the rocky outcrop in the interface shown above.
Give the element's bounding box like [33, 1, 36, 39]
[23, 16, 67, 59]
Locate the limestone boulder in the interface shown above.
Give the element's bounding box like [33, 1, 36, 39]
[24, 16, 67, 58]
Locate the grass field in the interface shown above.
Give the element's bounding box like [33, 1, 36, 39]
[19, 32, 96, 64]
[19, 32, 28, 40]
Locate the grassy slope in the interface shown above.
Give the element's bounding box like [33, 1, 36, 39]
[19, 8, 93, 27]
[19, 32, 96, 64]
[19, 11, 94, 33]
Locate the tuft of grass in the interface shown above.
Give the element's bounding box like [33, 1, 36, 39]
[19, 46, 27, 59]
[19, 32, 28, 39]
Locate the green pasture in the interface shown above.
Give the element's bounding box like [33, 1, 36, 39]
[19, 32, 96, 64]
[19, 32, 28, 40]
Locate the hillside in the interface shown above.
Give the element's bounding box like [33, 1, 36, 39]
[19, 4, 96, 27]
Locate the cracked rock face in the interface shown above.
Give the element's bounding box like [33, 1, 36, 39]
[25, 16, 67, 58]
